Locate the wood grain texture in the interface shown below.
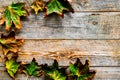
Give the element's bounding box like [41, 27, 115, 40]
[0, 67, 120, 80]
[0, 0, 120, 80]
[1, 0, 120, 11]
[1, 12, 120, 39]
[21, 39, 120, 53]
[0, 40, 120, 66]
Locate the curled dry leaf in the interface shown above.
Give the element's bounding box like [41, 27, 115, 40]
[31, 0, 44, 14]
[22, 58, 43, 77]
[43, 60, 67, 80]
[5, 58, 20, 78]
[69, 58, 96, 80]
[44, 0, 74, 18]
[0, 31, 24, 55]
[0, 3, 29, 31]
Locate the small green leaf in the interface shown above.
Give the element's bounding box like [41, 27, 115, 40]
[31, 0, 44, 14]
[44, 0, 74, 18]
[69, 58, 96, 80]
[0, 3, 29, 31]
[0, 31, 24, 55]
[23, 58, 43, 77]
[43, 60, 66, 80]
[5, 58, 20, 78]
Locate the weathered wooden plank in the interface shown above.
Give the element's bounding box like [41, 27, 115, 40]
[0, 67, 120, 80]
[73, 0, 120, 11]
[1, 0, 120, 11]
[1, 12, 120, 39]
[0, 39, 120, 66]
[20, 40, 120, 54]
[14, 39, 120, 67]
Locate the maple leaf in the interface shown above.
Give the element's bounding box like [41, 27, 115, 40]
[44, 0, 74, 18]
[43, 60, 66, 80]
[5, 58, 20, 78]
[0, 3, 29, 31]
[69, 58, 96, 80]
[0, 31, 24, 55]
[22, 58, 43, 77]
[31, 0, 44, 14]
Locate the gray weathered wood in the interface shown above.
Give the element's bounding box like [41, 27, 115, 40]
[21, 39, 120, 53]
[13, 12, 120, 39]
[0, 67, 120, 80]
[1, 12, 120, 39]
[0, 0, 120, 80]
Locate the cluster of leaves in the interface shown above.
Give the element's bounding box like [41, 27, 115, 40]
[5, 57, 96, 80]
[0, 0, 74, 30]
[5, 57, 41, 78]
[0, 32, 96, 79]
[31, 0, 74, 17]
[0, 1, 96, 80]
[0, 0, 73, 29]
[0, 31, 24, 78]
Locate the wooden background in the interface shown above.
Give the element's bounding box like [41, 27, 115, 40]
[0, 0, 120, 80]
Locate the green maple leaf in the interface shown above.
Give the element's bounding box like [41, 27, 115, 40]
[0, 31, 24, 55]
[44, 0, 74, 18]
[22, 58, 43, 77]
[31, 0, 44, 14]
[43, 60, 66, 80]
[0, 3, 29, 31]
[69, 58, 96, 80]
[5, 58, 20, 78]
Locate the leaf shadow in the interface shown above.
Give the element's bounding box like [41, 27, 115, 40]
[43, 14, 63, 28]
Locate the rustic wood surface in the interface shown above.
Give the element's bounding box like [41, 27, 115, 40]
[0, 40, 120, 80]
[0, 0, 120, 80]
[1, 12, 120, 39]
[0, 40, 120, 66]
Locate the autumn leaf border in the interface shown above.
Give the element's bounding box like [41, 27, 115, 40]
[0, 1, 96, 80]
